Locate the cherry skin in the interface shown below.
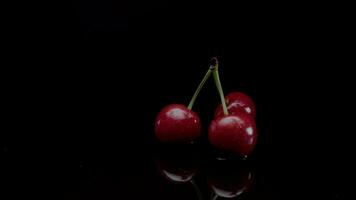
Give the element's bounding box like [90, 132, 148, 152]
[215, 92, 256, 119]
[155, 104, 201, 142]
[209, 112, 257, 157]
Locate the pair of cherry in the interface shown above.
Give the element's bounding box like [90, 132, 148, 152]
[155, 57, 257, 158]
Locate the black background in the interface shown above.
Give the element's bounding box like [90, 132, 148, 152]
[3, 1, 353, 199]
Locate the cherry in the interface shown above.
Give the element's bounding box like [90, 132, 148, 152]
[155, 60, 216, 143]
[208, 58, 257, 158]
[215, 92, 256, 119]
[209, 113, 257, 158]
[155, 104, 201, 142]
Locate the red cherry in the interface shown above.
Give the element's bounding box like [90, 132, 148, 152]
[155, 104, 201, 142]
[215, 92, 256, 119]
[208, 112, 257, 157]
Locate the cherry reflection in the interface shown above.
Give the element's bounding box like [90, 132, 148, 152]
[154, 143, 202, 200]
[207, 159, 254, 199]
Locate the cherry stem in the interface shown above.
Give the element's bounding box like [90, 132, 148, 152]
[212, 58, 228, 115]
[187, 64, 214, 110]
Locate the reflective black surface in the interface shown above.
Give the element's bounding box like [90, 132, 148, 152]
[3, 1, 352, 199]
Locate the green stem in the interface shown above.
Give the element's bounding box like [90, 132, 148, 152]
[212, 58, 228, 115]
[187, 68, 213, 110]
